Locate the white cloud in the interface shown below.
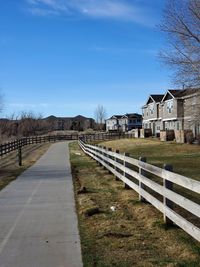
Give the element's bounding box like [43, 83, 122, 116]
[24, 0, 156, 26]
[27, 7, 59, 16]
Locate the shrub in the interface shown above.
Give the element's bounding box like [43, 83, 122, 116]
[185, 131, 194, 144]
[196, 134, 200, 145]
[166, 130, 175, 141]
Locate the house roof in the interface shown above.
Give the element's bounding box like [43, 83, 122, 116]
[109, 115, 123, 119]
[123, 113, 142, 118]
[175, 88, 200, 97]
[168, 90, 181, 97]
[150, 94, 164, 102]
[162, 88, 200, 101]
[107, 113, 142, 121]
[44, 115, 94, 121]
[142, 94, 164, 107]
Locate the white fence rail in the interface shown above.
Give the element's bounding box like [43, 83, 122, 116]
[78, 139, 200, 243]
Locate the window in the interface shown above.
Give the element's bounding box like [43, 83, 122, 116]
[192, 96, 196, 105]
[167, 100, 173, 113]
[150, 104, 154, 115]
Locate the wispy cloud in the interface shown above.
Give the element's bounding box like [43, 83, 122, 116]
[24, 0, 157, 26]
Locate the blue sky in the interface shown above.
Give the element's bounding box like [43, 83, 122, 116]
[0, 0, 172, 119]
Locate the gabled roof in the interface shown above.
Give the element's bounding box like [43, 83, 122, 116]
[168, 89, 181, 97]
[150, 95, 164, 102]
[143, 94, 164, 107]
[74, 115, 87, 120]
[161, 89, 181, 102]
[123, 113, 142, 119]
[162, 88, 200, 102]
[109, 115, 123, 119]
[44, 115, 94, 121]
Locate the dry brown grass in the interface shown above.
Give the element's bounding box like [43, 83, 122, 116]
[70, 141, 200, 267]
[100, 138, 200, 181]
[0, 143, 50, 190]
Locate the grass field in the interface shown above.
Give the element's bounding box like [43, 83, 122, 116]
[0, 143, 50, 191]
[70, 141, 200, 267]
[100, 138, 200, 181]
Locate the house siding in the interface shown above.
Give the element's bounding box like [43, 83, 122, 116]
[142, 89, 200, 137]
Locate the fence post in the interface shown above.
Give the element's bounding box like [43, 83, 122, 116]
[108, 148, 112, 173]
[139, 156, 147, 202]
[95, 145, 100, 165]
[124, 153, 130, 189]
[103, 146, 107, 169]
[115, 150, 120, 181]
[99, 146, 103, 166]
[18, 146, 22, 166]
[163, 164, 174, 225]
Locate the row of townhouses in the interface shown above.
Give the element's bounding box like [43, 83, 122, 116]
[142, 88, 200, 137]
[106, 113, 142, 132]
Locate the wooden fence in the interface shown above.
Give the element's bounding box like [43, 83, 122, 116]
[0, 132, 134, 157]
[79, 139, 200, 243]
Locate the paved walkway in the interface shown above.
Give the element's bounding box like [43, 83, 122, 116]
[0, 142, 83, 267]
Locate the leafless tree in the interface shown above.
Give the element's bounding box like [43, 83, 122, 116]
[159, 0, 200, 87]
[0, 90, 4, 114]
[17, 111, 44, 137]
[94, 105, 106, 130]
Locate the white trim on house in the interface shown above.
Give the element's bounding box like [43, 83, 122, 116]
[143, 118, 158, 122]
[162, 117, 177, 122]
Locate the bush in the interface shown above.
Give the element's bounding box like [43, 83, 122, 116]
[145, 128, 152, 137]
[185, 131, 194, 144]
[196, 134, 200, 145]
[166, 130, 175, 141]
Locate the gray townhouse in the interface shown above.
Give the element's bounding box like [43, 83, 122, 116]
[142, 95, 164, 136]
[160, 89, 183, 131]
[106, 113, 142, 132]
[142, 88, 200, 137]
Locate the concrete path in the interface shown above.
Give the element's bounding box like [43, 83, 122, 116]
[0, 142, 83, 267]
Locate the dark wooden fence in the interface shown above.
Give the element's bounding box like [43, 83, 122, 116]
[0, 132, 134, 157]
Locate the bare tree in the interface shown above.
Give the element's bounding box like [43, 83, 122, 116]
[159, 0, 200, 87]
[18, 111, 44, 137]
[94, 105, 107, 130]
[0, 90, 4, 114]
